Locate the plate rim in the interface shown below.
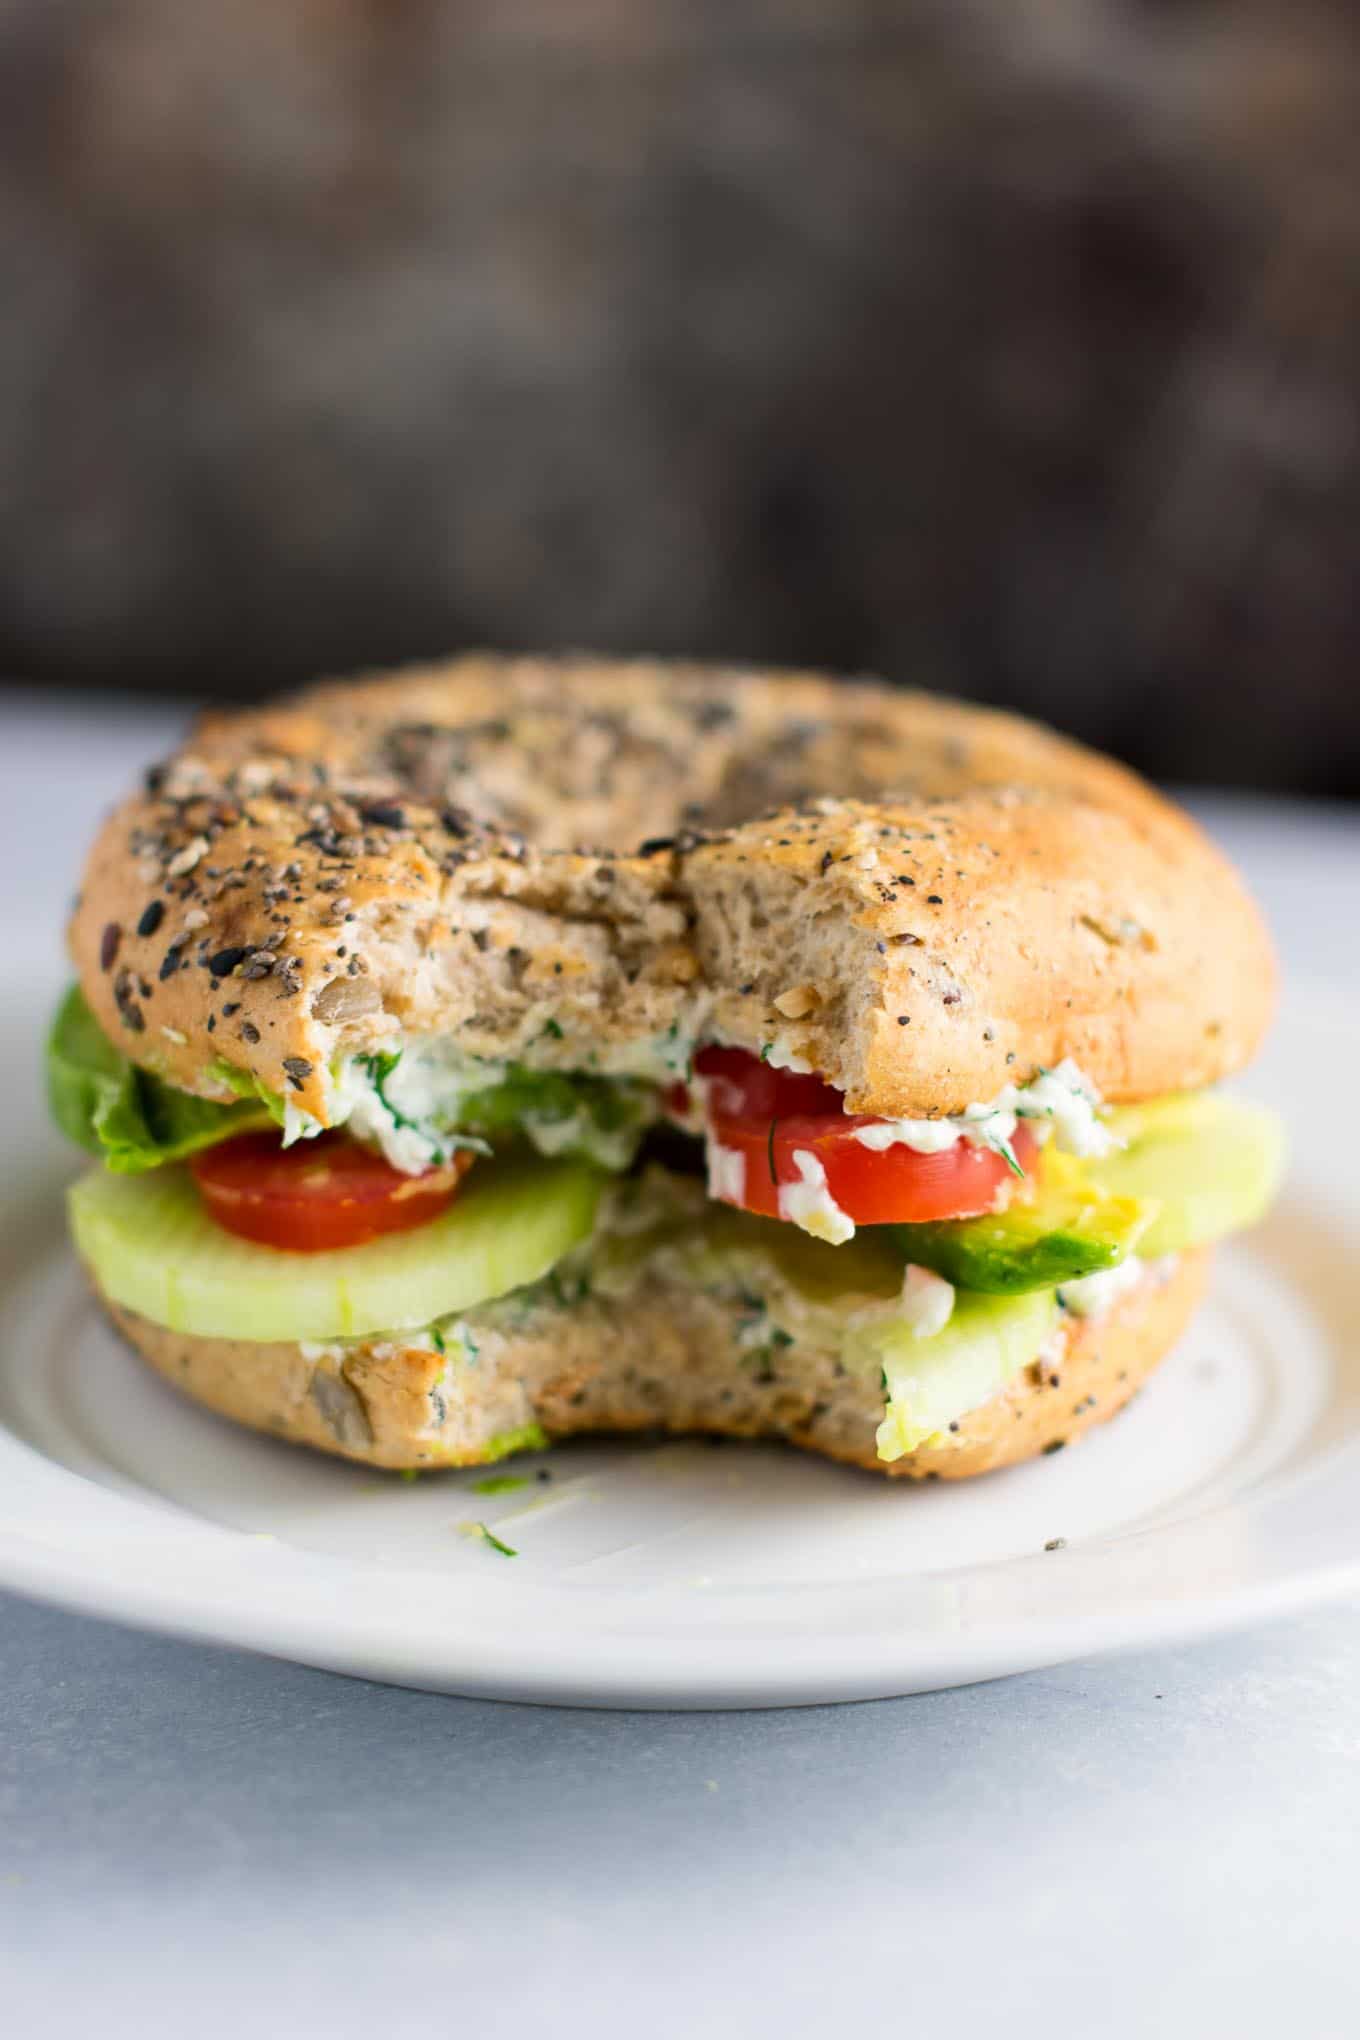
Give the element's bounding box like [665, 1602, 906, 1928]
[3, 1453, 1360, 1708]
[2, 981, 1359, 1707]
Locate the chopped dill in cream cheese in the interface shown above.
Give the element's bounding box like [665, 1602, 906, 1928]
[316, 1038, 660, 1174]
[852, 1058, 1118, 1170]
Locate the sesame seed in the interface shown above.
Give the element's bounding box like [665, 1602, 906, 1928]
[166, 836, 208, 877]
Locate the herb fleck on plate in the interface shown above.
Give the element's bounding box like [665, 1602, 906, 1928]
[460, 1519, 518, 1557]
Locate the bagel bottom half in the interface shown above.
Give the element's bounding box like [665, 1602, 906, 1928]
[94, 1249, 1210, 1480]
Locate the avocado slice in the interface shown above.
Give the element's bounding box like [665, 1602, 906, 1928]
[888, 1151, 1155, 1295]
[885, 1090, 1284, 1290]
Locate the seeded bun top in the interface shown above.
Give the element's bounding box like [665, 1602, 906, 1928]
[69, 655, 1275, 1121]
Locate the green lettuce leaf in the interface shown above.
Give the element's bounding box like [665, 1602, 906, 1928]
[204, 1056, 287, 1128]
[456, 1065, 655, 1167]
[46, 984, 274, 1172]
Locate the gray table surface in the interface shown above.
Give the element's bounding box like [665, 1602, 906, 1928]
[3, 696, 1358, 2040]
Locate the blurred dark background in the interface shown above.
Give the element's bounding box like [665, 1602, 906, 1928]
[1, 0, 1358, 794]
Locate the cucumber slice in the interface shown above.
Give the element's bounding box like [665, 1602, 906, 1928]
[887, 1152, 1154, 1294]
[70, 1154, 603, 1342]
[1091, 1094, 1284, 1257]
[851, 1289, 1060, 1461]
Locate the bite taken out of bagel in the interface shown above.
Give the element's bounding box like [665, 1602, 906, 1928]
[68, 655, 1274, 1126]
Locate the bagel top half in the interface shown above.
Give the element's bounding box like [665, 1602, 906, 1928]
[69, 655, 1274, 1122]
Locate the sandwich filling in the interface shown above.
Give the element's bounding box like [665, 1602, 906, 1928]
[49, 984, 1283, 1462]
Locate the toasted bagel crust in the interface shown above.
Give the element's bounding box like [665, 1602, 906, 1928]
[70, 656, 1273, 1118]
[98, 1250, 1208, 1478]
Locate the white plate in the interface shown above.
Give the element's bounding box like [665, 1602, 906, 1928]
[2, 974, 1358, 1708]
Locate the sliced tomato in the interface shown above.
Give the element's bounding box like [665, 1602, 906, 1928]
[695, 1045, 844, 1118]
[691, 1046, 1036, 1227]
[708, 1112, 1037, 1225]
[664, 1046, 841, 1125]
[190, 1132, 473, 1252]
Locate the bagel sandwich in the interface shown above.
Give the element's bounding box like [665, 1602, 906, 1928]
[48, 656, 1283, 1478]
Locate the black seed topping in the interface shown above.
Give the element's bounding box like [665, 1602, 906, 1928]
[112, 968, 145, 1033]
[136, 900, 165, 939]
[896, 1015, 912, 1026]
[637, 836, 676, 857]
[208, 946, 249, 979]
[361, 802, 407, 829]
[240, 1021, 261, 1044]
[159, 945, 183, 982]
[282, 1057, 313, 1082]
[221, 1002, 240, 1017]
[99, 923, 121, 971]
[926, 894, 943, 905]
